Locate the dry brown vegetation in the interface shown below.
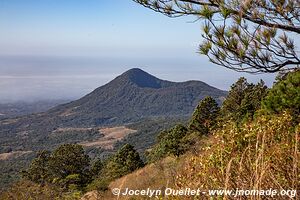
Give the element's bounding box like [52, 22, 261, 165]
[83, 156, 185, 200]
[84, 112, 299, 200]
[0, 151, 32, 161]
[176, 113, 299, 199]
[80, 126, 137, 149]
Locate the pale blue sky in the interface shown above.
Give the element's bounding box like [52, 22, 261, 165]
[0, 0, 276, 102]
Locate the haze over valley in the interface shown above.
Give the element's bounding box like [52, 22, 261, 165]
[0, 55, 276, 103]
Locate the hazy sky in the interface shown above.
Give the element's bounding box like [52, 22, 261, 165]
[0, 0, 277, 102]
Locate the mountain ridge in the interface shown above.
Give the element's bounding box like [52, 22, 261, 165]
[0, 68, 227, 152]
[49, 68, 226, 124]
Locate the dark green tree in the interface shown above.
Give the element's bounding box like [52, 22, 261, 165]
[107, 144, 144, 179]
[159, 124, 188, 157]
[222, 77, 248, 116]
[147, 124, 188, 162]
[240, 80, 268, 119]
[221, 77, 268, 122]
[48, 144, 90, 180]
[48, 144, 91, 189]
[22, 150, 51, 184]
[90, 159, 104, 177]
[263, 70, 300, 122]
[134, 0, 300, 73]
[189, 96, 220, 134]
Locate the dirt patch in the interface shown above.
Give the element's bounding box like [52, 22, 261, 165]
[0, 118, 19, 125]
[59, 108, 76, 117]
[80, 126, 137, 149]
[0, 151, 32, 160]
[52, 127, 93, 133]
[59, 106, 80, 117]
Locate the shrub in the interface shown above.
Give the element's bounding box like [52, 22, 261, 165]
[176, 113, 299, 198]
[263, 70, 300, 122]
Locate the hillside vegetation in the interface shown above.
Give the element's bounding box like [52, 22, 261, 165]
[0, 68, 226, 156]
[100, 70, 300, 200]
[1, 70, 299, 199]
[0, 68, 224, 189]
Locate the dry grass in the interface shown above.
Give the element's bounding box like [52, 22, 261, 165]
[176, 112, 299, 199]
[80, 126, 137, 149]
[81, 113, 299, 200]
[0, 151, 32, 161]
[83, 156, 186, 200]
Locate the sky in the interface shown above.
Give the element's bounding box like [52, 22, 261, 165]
[0, 0, 277, 102]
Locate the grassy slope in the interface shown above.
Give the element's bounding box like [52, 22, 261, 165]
[85, 112, 299, 200]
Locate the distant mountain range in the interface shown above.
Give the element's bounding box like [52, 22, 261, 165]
[0, 100, 70, 119]
[0, 68, 227, 152]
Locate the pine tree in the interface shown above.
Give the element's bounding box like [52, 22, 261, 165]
[48, 144, 90, 181]
[134, 0, 300, 73]
[90, 159, 104, 177]
[263, 70, 300, 122]
[107, 144, 144, 179]
[22, 150, 51, 184]
[221, 77, 268, 122]
[147, 124, 188, 162]
[189, 96, 220, 134]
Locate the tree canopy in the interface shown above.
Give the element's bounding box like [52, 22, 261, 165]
[189, 96, 220, 134]
[221, 77, 268, 122]
[23, 144, 91, 190]
[134, 0, 300, 73]
[146, 124, 189, 162]
[105, 144, 144, 179]
[263, 69, 300, 122]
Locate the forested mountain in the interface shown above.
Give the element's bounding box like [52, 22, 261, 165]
[0, 68, 226, 152]
[48, 68, 226, 126]
[0, 68, 226, 189]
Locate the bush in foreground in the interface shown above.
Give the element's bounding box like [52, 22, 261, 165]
[176, 112, 299, 198]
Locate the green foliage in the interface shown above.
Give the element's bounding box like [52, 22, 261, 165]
[176, 112, 300, 193]
[221, 77, 268, 123]
[189, 96, 220, 134]
[263, 70, 300, 122]
[21, 142, 145, 195]
[221, 77, 249, 117]
[48, 144, 90, 182]
[85, 178, 110, 192]
[22, 150, 51, 184]
[90, 159, 104, 177]
[105, 144, 144, 179]
[135, 0, 300, 73]
[147, 97, 222, 163]
[0, 180, 65, 200]
[85, 144, 145, 192]
[147, 124, 188, 162]
[23, 144, 91, 191]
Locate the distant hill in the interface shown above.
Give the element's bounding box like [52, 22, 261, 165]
[0, 100, 70, 119]
[0, 68, 227, 189]
[48, 68, 227, 125]
[0, 68, 227, 152]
